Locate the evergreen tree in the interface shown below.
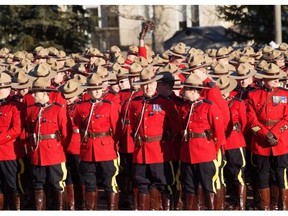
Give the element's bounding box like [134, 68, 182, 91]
[0, 5, 98, 53]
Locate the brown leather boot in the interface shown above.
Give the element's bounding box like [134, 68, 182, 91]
[66, 184, 75, 210]
[107, 192, 119, 210]
[174, 189, 183, 210]
[56, 190, 65, 210]
[214, 188, 223, 210]
[270, 184, 279, 210]
[74, 185, 85, 210]
[0, 193, 3, 210]
[138, 193, 150, 210]
[184, 193, 196, 210]
[258, 188, 270, 210]
[34, 190, 46, 210]
[280, 188, 288, 210]
[12, 192, 21, 210]
[205, 192, 215, 210]
[133, 187, 138, 210]
[161, 193, 171, 210]
[238, 185, 247, 210]
[85, 190, 98, 210]
[149, 188, 160, 210]
[196, 185, 206, 210]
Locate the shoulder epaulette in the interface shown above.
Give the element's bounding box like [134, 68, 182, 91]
[203, 99, 212, 104]
[102, 99, 112, 104]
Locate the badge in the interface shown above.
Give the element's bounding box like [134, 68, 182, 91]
[152, 104, 162, 112]
[272, 96, 280, 105]
[280, 96, 287, 104]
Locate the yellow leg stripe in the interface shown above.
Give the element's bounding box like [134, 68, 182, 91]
[284, 168, 288, 189]
[221, 158, 227, 187]
[176, 161, 181, 190]
[212, 159, 218, 193]
[237, 148, 246, 186]
[215, 149, 222, 189]
[112, 159, 119, 193]
[59, 162, 67, 192]
[17, 159, 25, 194]
[169, 161, 176, 186]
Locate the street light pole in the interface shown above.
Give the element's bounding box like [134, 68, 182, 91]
[274, 5, 282, 44]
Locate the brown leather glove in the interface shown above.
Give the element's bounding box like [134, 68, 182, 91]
[265, 131, 278, 146]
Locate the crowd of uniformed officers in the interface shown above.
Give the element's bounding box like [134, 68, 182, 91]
[0, 21, 288, 211]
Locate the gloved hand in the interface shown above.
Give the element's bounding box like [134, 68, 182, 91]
[265, 131, 278, 146]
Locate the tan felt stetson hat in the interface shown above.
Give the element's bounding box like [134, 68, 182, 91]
[11, 70, 33, 89]
[132, 66, 163, 85]
[58, 79, 84, 99]
[278, 42, 288, 52]
[157, 63, 181, 76]
[168, 42, 187, 58]
[31, 77, 57, 92]
[72, 73, 87, 85]
[229, 63, 257, 80]
[125, 63, 143, 77]
[151, 54, 169, 67]
[128, 45, 139, 55]
[81, 73, 104, 89]
[108, 72, 118, 85]
[28, 63, 57, 79]
[84, 47, 104, 58]
[208, 63, 232, 78]
[116, 67, 129, 80]
[261, 45, 274, 54]
[0, 72, 12, 88]
[92, 65, 114, 82]
[263, 50, 284, 62]
[72, 63, 88, 76]
[181, 73, 209, 89]
[256, 63, 286, 79]
[134, 56, 148, 68]
[216, 47, 231, 59]
[241, 46, 260, 57]
[215, 75, 237, 95]
[59, 59, 76, 72]
[182, 54, 209, 74]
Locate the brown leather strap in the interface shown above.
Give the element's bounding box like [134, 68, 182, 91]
[88, 130, 112, 139]
[260, 119, 280, 127]
[38, 133, 57, 140]
[73, 128, 80, 134]
[188, 132, 207, 139]
[141, 135, 162, 142]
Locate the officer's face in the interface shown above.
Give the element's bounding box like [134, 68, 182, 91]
[88, 88, 103, 99]
[110, 84, 120, 93]
[18, 88, 29, 97]
[130, 77, 140, 89]
[142, 81, 157, 97]
[32, 91, 48, 103]
[264, 78, 280, 88]
[0, 87, 11, 100]
[53, 72, 65, 84]
[237, 77, 253, 88]
[118, 78, 130, 90]
[183, 88, 198, 101]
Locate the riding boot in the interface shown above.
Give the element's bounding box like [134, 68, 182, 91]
[34, 189, 46, 210]
[258, 188, 270, 210]
[270, 184, 279, 210]
[12, 192, 21, 210]
[138, 193, 150, 210]
[107, 192, 119, 210]
[85, 190, 98, 210]
[149, 188, 160, 210]
[184, 193, 196, 210]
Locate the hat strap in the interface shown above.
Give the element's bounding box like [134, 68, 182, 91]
[18, 79, 30, 86]
[64, 87, 79, 94]
[219, 82, 230, 91]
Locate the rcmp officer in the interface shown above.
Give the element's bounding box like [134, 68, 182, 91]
[26, 77, 71, 210]
[128, 66, 182, 210]
[247, 63, 288, 210]
[74, 73, 121, 210]
[179, 73, 226, 210]
[0, 72, 23, 210]
[216, 76, 247, 210]
[58, 79, 85, 210]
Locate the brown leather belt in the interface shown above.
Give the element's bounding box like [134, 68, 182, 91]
[188, 132, 207, 139]
[73, 128, 80, 134]
[260, 120, 280, 127]
[141, 135, 162, 142]
[38, 133, 57, 141]
[88, 131, 111, 139]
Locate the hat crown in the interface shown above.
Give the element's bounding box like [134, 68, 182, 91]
[257, 60, 268, 69]
[216, 47, 230, 57]
[171, 42, 186, 55]
[58, 50, 66, 58]
[93, 65, 108, 77]
[184, 73, 204, 86]
[128, 45, 138, 54]
[64, 59, 75, 67]
[93, 58, 106, 66]
[87, 73, 103, 86]
[73, 74, 87, 84]
[130, 63, 143, 73]
[140, 66, 155, 81]
[33, 77, 51, 88]
[262, 45, 274, 54]
[239, 55, 253, 64]
[73, 63, 86, 73]
[279, 42, 288, 51]
[188, 54, 206, 67]
[213, 63, 229, 75]
[158, 63, 178, 74]
[48, 47, 59, 56]
[217, 75, 230, 88]
[63, 79, 79, 93]
[264, 63, 280, 74]
[135, 56, 148, 67]
[237, 63, 251, 75]
[116, 67, 129, 78]
[112, 63, 122, 72]
[116, 54, 125, 65]
[110, 45, 121, 53]
[0, 72, 11, 84]
[32, 64, 52, 77]
[14, 71, 29, 83]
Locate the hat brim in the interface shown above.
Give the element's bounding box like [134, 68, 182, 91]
[28, 69, 57, 80]
[11, 79, 33, 89]
[181, 64, 209, 74]
[255, 70, 286, 79]
[58, 85, 84, 99]
[208, 71, 232, 78]
[132, 74, 163, 86]
[80, 84, 104, 90]
[167, 50, 186, 58]
[31, 87, 58, 92]
[216, 77, 238, 95]
[229, 69, 257, 80]
[181, 83, 210, 89]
